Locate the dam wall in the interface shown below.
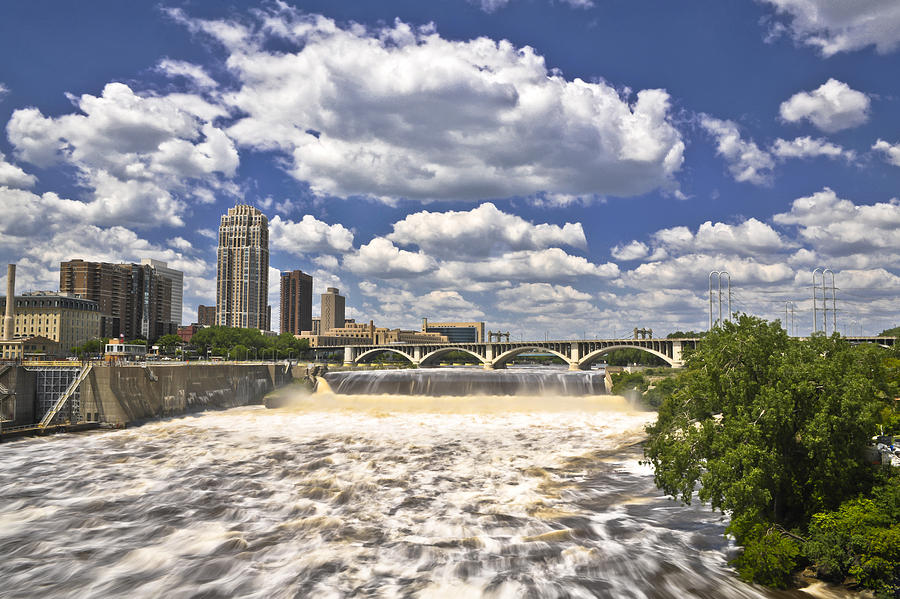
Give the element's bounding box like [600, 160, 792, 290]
[0, 365, 36, 426]
[76, 363, 293, 425]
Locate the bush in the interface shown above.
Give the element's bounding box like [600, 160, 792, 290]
[805, 472, 900, 597]
[610, 371, 648, 395]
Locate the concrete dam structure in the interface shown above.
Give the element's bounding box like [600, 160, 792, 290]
[1, 363, 293, 429]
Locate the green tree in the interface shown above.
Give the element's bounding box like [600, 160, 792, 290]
[666, 331, 708, 339]
[156, 334, 182, 354]
[644, 315, 895, 586]
[72, 337, 109, 358]
[804, 471, 900, 596]
[610, 371, 648, 395]
[604, 348, 669, 366]
[877, 325, 899, 337]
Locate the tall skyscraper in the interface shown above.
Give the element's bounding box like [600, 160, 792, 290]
[141, 259, 183, 326]
[280, 270, 313, 335]
[320, 287, 345, 333]
[59, 259, 175, 340]
[216, 204, 270, 330]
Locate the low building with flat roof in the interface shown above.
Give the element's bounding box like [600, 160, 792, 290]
[1, 336, 59, 361]
[421, 319, 485, 343]
[296, 321, 448, 347]
[104, 339, 147, 363]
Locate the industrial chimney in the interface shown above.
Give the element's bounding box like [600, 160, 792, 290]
[3, 264, 15, 340]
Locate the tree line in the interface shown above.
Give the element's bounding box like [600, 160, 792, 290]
[72, 326, 310, 360]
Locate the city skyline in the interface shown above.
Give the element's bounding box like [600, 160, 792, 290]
[1, 2, 899, 339]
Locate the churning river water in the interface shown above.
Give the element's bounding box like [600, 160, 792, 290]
[0, 375, 849, 598]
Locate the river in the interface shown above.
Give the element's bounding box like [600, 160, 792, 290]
[0, 369, 849, 598]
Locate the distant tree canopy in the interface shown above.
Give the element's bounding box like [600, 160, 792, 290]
[878, 325, 900, 337]
[603, 348, 669, 367]
[666, 330, 708, 339]
[644, 315, 900, 591]
[155, 334, 182, 353]
[188, 326, 309, 359]
[71, 338, 109, 357]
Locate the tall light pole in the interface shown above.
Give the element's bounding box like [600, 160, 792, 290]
[812, 267, 836, 335]
[708, 271, 731, 329]
[823, 268, 836, 335]
[784, 301, 795, 336]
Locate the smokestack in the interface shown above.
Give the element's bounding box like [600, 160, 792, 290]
[4, 264, 15, 341]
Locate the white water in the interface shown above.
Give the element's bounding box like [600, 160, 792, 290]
[0, 389, 841, 598]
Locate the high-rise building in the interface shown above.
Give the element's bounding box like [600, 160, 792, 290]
[59, 259, 128, 337]
[141, 259, 183, 326]
[280, 270, 313, 335]
[216, 205, 269, 330]
[122, 263, 175, 340]
[320, 287, 345, 333]
[197, 304, 216, 326]
[60, 259, 175, 340]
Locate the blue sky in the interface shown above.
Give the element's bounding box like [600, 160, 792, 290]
[1, 0, 899, 338]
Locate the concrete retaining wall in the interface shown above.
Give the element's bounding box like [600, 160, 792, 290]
[78, 363, 293, 425]
[0, 365, 36, 426]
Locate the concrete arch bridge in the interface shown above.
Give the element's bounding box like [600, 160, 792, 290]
[343, 338, 701, 370]
[342, 335, 896, 370]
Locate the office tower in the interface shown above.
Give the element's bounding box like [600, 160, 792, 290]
[320, 287, 345, 333]
[216, 204, 269, 330]
[280, 270, 313, 335]
[197, 304, 216, 326]
[141, 259, 183, 326]
[123, 262, 175, 340]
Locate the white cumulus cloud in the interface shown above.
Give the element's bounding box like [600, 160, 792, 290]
[436, 248, 618, 283]
[610, 240, 650, 261]
[343, 238, 438, 279]
[6, 82, 238, 228]
[773, 187, 900, 253]
[771, 136, 854, 161]
[156, 59, 218, 89]
[779, 79, 870, 132]
[175, 8, 685, 203]
[269, 214, 355, 255]
[653, 218, 791, 256]
[496, 283, 594, 315]
[700, 116, 774, 185]
[0, 153, 37, 188]
[760, 0, 900, 56]
[387, 202, 586, 257]
[872, 139, 900, 167]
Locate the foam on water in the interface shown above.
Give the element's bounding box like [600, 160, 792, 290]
[0, 388, 848, 598]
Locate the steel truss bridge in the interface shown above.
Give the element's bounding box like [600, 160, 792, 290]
[340, 336, 896, 370]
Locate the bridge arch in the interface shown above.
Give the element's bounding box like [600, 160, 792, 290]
[419, 347, 486, 367]
[492, 346, 570, 368]
[354, 347, 416, 365]
[578, 344, 675, 369]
